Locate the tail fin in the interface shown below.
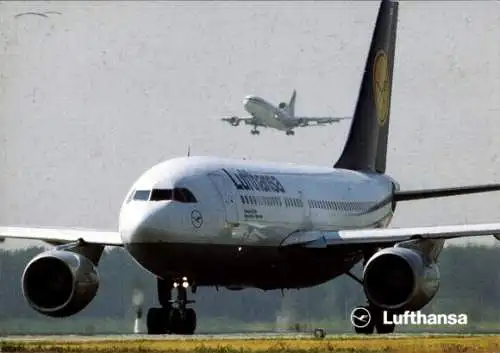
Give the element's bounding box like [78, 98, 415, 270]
[334, 0, 398, 174]
[288, 89, 297, 117]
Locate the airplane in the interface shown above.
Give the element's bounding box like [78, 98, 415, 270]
[221, 89, 351, 135]
[1, 0, 500, 336]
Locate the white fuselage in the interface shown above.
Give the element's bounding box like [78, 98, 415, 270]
[243, 95, 294, 130]
[119, 156, 396, 248]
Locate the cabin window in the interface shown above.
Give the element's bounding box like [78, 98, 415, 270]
[133, 190, 150, 201]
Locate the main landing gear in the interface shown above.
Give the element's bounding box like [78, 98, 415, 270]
[346, 254, 395, 335]
[285, 130, 295, 136]
[147, 277, 197, 335]
[250, 127, 260, 135]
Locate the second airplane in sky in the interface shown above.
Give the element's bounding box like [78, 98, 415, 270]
[221, 89, 351, 135]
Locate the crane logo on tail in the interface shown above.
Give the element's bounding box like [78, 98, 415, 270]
[373, 50, 390, 126]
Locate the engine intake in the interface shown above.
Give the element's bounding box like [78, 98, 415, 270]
[22, 250, 99, 317]
[363, 247, 440, 311]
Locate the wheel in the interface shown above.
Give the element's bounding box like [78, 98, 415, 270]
[184, 308, 197, 335]
[374, 309, 395, 334]
[147, 307, 168, 334]
[376, 321, 395, 334]
[354, 322, 375, 334]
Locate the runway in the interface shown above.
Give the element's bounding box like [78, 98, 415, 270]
[1, 332, 499, 341]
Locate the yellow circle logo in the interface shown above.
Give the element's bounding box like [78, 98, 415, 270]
[373, 51, 390, 126]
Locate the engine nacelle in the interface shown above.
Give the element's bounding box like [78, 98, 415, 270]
[21, 250, 99, 318]
[363, 247, 440, 311]
[229, 116, 240, 126]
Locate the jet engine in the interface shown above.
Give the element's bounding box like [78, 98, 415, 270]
[229, 116, 240, 126]
[362, 247, 440, 311]
[21, 250, 99, 317]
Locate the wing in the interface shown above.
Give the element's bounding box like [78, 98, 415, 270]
[281, 223, 500, 248]
[295, 117, 351, 126]
[0, 226, 123, 246]
[221, 116, 266, 127]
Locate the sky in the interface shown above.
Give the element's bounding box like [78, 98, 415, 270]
[0, 1, 499, 250]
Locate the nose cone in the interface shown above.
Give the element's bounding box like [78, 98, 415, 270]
[119, 203, 165, 245]
[243, 95, 256, 110]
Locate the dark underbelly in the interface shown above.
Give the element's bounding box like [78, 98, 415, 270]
[125, 242, 363, 290]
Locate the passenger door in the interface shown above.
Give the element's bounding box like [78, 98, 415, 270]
[207, 172, 239, 223]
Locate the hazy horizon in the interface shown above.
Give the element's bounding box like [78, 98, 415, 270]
[1, 1, 499, 250]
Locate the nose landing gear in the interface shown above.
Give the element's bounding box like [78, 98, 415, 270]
[147, 277, 197, 335]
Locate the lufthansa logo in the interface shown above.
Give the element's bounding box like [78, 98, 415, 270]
[191, 209, 203, 229]
[350, 306, 372, 328]
[373, 50, 390, 126]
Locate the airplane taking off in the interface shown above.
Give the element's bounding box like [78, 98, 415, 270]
[2, 0, 500, 336]
[221, 90, 351, 135]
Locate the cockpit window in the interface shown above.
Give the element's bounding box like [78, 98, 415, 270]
[149, 188, 197, 203]
[133, 190, 151, 201]
[150, 189, 172, 201]
[174, 188, 197, 203]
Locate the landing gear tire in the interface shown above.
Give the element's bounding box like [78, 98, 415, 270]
[286, 130, 295, 136]
[183, 308, 197, 335]
[354, 323, 375, 334]
[376, 321, 395, 334]
[147, 277, 198, 335]
[251, 129, 260, 135]
[147, 307, 168, 334]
